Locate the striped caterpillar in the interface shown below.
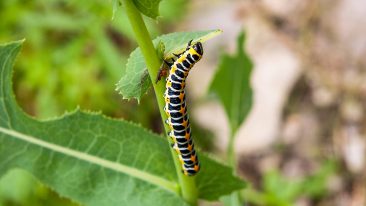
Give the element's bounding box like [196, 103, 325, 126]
[157, 40, 203, 176]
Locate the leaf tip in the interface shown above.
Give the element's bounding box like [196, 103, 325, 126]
[197, 29, 224, 43]
[1, 39, 25, 48]
[216, 29, 224, 34]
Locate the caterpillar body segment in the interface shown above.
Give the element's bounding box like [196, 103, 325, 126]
[162, 41, 203, 176]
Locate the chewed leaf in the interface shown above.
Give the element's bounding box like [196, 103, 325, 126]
[116, 29, 222, 102]
[0, 40, 245, 206]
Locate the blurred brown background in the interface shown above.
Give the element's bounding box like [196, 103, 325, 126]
[183, 1, 365, 205]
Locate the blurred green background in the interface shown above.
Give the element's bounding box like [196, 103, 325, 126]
[0, 0, 188, 122]
[0, 0, 192, 205]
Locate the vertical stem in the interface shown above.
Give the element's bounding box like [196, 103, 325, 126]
[227, 127, 236, 168]
[226, 127, 241, 206]
[121, 0, 198, 205]
[228, 119, 240, 169]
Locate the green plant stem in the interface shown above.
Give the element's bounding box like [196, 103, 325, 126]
[121, 0, 198, 205]
[226, 127, 241, 206]
[227, 127, 236, 168]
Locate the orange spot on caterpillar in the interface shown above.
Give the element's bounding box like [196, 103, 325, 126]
[182, 119, 188, 127]
[194, 164, 200, 172]
[187, 144, 193, 151]
[190, 155, 196, 162]
[179, 92, 185, 101]
[179, 106, 186, 114]
[185, 132, 190, 140]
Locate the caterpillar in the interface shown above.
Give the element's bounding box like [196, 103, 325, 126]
[159, 40, 203, 176]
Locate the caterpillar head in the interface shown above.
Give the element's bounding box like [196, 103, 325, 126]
[192, 42, 203, 56]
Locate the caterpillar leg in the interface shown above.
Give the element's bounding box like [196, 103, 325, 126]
[186, 39, 193, 50]
[164, 60, 173, 67]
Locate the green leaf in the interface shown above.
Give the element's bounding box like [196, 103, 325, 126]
[116, 29, 222, 101]
[208, 31, 253, 133]
[196, 157, 246, 201]
[132, 0, 162, 19]
[220, 192, 242, 206]
[0, 41, 244, 205]
[209, 32, 252, 206]
[0, 169, 78, 206]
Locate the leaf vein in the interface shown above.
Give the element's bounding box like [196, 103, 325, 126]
[0, 126, 178, 193]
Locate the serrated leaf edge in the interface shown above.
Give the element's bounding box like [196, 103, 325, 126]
[0, 41, 178, 194]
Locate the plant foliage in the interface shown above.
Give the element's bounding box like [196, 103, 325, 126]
[0, 41, 245, 206]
